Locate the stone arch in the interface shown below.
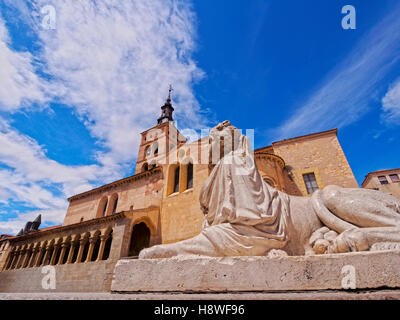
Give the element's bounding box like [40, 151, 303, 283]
[90, 230, 102, 262]
[142, 162, 149, 172]
[128, 222, 151, 257]
[50, 238, 63, 265]
[70, 234, 81, 263]
[80, 232, 91, 263]
[29, 242, 41, 268]
[60, 236, 72, 265]
[262, 175, 277, 188]
[102, 229, 113, 261]
[96, 196, 108, 218]
[22, 243, 34, 268]
[37, 241, 48, 266]
[43, 240, 55, 266]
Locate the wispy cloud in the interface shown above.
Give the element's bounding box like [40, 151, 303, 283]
[0, 0, 205, 234]
[0, 14, 48, 111]
[33, 0, 206, 168]
[271, 3, 400, 139]
[382, 78, 400, 124]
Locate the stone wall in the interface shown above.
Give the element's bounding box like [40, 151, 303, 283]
[272, 129, 358, 196]
[0, 260, 117, 292]
[63, 169, 163, 226]
[159, 163, 208, 244]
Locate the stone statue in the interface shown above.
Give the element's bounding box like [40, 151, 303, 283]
[17, 214, 42, 236]
[139, 121, 400, 259]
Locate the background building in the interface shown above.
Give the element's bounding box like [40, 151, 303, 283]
[362, 169, 400, 198]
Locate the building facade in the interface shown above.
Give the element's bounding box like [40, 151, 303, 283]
[362, 168, 400, 198]
[0, 95, 360, 292]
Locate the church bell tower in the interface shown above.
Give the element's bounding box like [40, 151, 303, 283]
[135, 86, 186, 174]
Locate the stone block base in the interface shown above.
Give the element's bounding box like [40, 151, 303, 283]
[111, 250, 400, 292]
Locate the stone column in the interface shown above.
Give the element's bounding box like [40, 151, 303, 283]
[50, 244, 60, 265]
[41, 246, 51, 266]
[5, 252, 15, 270]
[95, 235, 108, 262]
[57, 243, 68, 265]
[34, 246, 45, 267]
[15, 249, 25, 269]
[28, 248, 38, 268]
[84, 237, 97, 263]
[75, 238, 87, 264]
[21, 249, 31, 268]
[66, 241, 77, 264]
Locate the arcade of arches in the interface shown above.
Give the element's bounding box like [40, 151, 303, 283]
[3, 229, 113, 271]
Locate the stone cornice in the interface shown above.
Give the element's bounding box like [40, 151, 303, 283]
[67, 167, 162, 202]
[272, 129, 338, 147]
[255, 152, 285, 169]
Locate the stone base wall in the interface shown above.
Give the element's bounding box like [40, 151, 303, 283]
[0, 260, 117, 293]
[111, 251, 400, 292]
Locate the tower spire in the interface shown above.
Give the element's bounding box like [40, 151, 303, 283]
[167, 84, 173, 101]
[157, 85, 175, 124]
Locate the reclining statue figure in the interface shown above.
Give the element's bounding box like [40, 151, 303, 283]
[139, 121, 400, 258]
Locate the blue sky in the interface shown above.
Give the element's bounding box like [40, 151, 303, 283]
[0, 0, 399, 234]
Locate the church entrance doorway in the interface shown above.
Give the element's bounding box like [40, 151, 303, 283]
[128, 222, 150, 257]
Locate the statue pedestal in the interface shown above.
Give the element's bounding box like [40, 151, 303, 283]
[111, 250, 400, 293]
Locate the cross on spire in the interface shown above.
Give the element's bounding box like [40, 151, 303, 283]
[167, 84, 173, 101]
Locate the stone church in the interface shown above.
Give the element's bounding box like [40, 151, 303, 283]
[0, 93, 359, 292]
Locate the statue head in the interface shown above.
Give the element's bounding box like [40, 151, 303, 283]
[209, 120, 243, 163]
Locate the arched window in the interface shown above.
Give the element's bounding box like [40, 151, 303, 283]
[112, 196, 118, 214]
[142, 163, 149, 172]
[187, 162, 193, 189]
[173, 166, 180, 193]
[153, 142, 159, 156]
[107, 193, 118, 215]
[145, 146, 151, 158]
[128, 223, 150, 257]
[97, 197, 108, 218]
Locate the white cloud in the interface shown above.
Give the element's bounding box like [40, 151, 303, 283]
[0, 121, 118, 234]
[33, 0, 206, 167]
[272, 4, 400, 139]
[382, 79, 400, 125]
[0, 14, 48, 111]
[0, 209, 65, 235]
[0, 0, 206, 234]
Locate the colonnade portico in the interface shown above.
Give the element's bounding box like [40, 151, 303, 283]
[3, 228, 113, 271]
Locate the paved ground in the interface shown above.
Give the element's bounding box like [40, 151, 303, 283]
[1, 290, 400, 300]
